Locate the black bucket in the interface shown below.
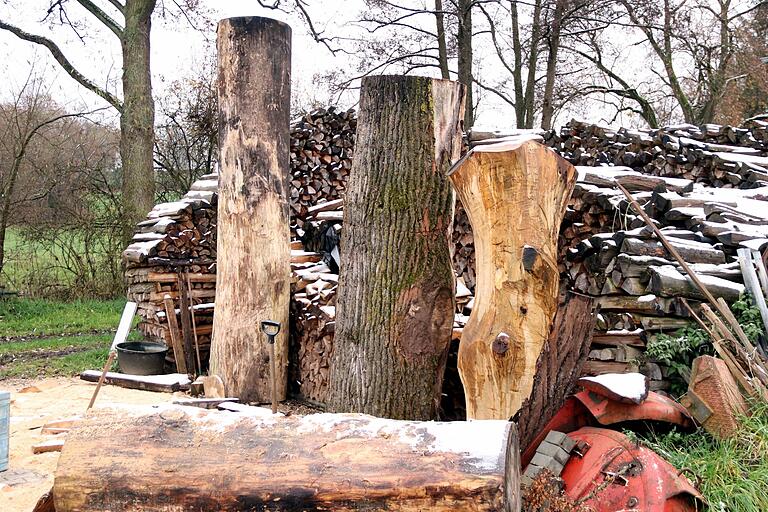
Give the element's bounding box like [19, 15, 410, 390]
[116, 341, 169, 376]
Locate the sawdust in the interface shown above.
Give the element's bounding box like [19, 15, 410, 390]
[0, 377, 175, 512]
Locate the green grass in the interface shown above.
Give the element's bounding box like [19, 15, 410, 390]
[0, 297, 142, 380]
[0, 347, 116, 380]
[632, 400, 768, 511]
[0, 297, 129, 337]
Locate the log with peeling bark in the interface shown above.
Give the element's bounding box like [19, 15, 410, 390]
[53, 405, 520, 511]
[328, 75, 465, 420]
[513, 292, 596, 452]
[447, 136, 577, 420]
[210, 17, 292, 402]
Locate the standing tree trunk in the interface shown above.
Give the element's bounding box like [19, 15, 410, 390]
[448, 137, 577, 420]
[540, 0, 565, 130]
[210, 17, 292, 403]
[434, 0, 450, 80]
[120, 0, 157, 238]
[457, 0, 473, 129]
[328, 75, 465, 420]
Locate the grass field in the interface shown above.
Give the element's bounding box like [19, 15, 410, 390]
[2, 227, 123, 299]
[0, 297, 135, 380]
[629, 401, 768, 511]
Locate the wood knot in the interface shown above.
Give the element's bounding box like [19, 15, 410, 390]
[492, 332, 510, 356]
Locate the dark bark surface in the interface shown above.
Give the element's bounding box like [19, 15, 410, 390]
[210, 17, 292, 403]
[328, 75, 465, 420]
[120, 0, 157, 236]
[513, 292, 596, 453]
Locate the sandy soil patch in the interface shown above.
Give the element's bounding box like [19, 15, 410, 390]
[0, 377, 176, 511]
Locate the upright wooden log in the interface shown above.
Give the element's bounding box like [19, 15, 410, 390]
[53, 405, 520, 511]
[327, 75, 465, 420]
[448, 137, 577, 419]
[210, 17, 291, 402]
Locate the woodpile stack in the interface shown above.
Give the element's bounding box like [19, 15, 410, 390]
[124, 109, 768, 404]
[558, 168, 768, 391]
[124, 173, 218, 370]
[290, 107, 356, 229]
[542, 120, 768, 189]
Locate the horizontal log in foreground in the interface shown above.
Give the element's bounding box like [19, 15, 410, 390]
[54, 405, 520, 511]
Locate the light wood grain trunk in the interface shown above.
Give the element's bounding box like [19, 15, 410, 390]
[328, 75, 465, 420]
[447, 138, 577, 420]
[210, 17, 291, 402]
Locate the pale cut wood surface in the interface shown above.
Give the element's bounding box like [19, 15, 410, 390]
[210, 17, 292, 402]
[448, 137, 577, 419]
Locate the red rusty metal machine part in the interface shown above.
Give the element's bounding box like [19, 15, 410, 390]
[522, 391, 695, 466]
[562, 427, 704, 511]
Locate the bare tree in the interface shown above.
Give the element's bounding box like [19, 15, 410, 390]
[570, 0, 766, 126]
[0, 0, 206, 240]
[0, 73, 112, 284]
[154, 63, 217, 201]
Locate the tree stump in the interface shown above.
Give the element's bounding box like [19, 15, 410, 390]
[53, 405, 520, 511]
[328, 75, 465, 420]
[447, 137, 577, 420]
[210, 17, 291, 402]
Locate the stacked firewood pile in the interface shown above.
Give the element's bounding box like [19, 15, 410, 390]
[290, 107, 356, 229]
[123, 172, 219, 369]
[558, 167, 768, 390]
[124, 110, 768, 401]
[123, 107, 355, 370]
[542, 120, 768, 189]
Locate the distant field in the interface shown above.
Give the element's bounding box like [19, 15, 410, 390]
[0, 297, 129, 338]
[0, 297, 137, 380]
[2, 226, 122, 299]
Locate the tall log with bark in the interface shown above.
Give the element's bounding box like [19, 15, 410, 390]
[328, 75, 465, 420]
[210, 17, 292, 403]
[448, 137, 577, 420]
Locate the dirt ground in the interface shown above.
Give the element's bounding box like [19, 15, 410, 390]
[0, 377, 176, 512]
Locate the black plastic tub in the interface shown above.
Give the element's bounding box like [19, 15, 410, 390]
[116, 341, 168, 376]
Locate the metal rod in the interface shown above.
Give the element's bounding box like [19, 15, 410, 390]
[269, 339, 278, 414]
[186, 272, 203, 374]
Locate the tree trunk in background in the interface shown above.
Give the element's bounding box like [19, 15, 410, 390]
[448, 138, 577, 420]
[434, 0, 450, 79]
[540, 0, 565, 130]
[457, 0, 473, 129]
[210, 17, 291, 403]
[120, 0, 157, 239]
[328, 75, 465, 420]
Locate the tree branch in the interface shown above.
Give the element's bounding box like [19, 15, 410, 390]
[0, 20, 123, 112]
[75, 0, 124, 38]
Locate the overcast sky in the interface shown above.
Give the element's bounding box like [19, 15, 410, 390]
[0, 0, 620, 130]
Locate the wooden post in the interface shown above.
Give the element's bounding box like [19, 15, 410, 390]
[327, 75, 465, 420]
[447, 137, 577, 420]
[53, 405, 520, 511]
[176, 273, 197, 374]
[163, 294, 186, 374]
[210, 17, 291, 402]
